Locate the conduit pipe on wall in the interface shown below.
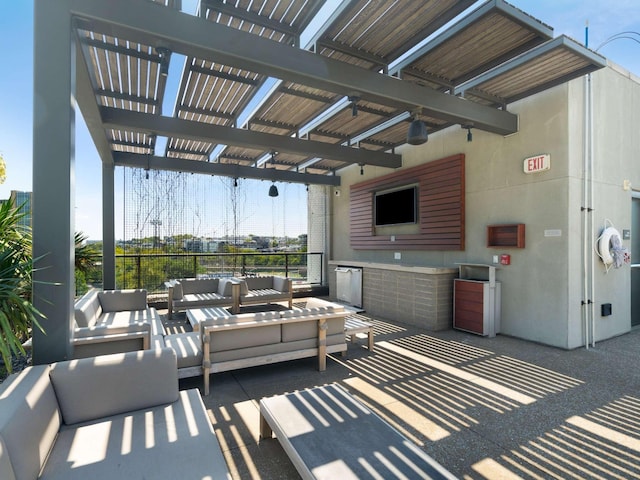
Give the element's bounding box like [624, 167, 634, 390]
[589, 71, 596, 348]
[582, 73, 590, 349]
[582, 71, 596, 349]
[582, 70, 596, 349]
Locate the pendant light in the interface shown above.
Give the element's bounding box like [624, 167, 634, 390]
[268, 151, 278, 196]
[407, 114, 428, 145]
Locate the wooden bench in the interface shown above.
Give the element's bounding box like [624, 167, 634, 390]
[259, 383, 456, 480]
[344, 315, 374, 351]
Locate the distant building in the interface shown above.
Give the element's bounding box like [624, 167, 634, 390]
[3, 191, 32, 228]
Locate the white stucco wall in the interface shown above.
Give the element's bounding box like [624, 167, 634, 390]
[588, 65, 640, 345]
[330, 64, 640, 349]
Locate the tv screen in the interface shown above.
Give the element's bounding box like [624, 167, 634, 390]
[374, 186, 417, 226]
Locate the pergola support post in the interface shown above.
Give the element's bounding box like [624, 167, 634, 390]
[32, 0, 75, 364]
[102, 162, 116, 289]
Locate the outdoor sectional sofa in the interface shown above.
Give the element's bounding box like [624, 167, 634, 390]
[165, 277, 239, 319]
[166, 275, 293, 320]
[0, 348, 231, 480]
[163, 297, 348, 395]
[72, 288, 165, 358]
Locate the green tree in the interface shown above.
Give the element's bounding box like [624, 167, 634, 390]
[0, 200, 44, 373]
[75, 231, 100, 295]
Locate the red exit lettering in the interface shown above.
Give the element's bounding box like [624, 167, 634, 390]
[523, 154, 550, 174]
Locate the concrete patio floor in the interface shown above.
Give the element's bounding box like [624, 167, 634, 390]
[170, 309, 640, 479]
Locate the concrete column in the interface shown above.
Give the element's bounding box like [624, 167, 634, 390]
[32, 0, 75, 363]
[308, 184, 330, 285]
[102, 162, 116, 289]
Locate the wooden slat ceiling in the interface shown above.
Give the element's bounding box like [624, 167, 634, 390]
[75, 0, 607, 182]
[458, 36, 606, 106]
[317, 0, 475, 69]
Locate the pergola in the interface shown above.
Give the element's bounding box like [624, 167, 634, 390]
[32, 0, 605, 363]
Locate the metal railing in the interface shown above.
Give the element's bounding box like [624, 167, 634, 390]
[109, 251, 324, 293]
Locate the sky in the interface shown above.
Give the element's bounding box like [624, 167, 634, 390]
[1, 1, 640, 240]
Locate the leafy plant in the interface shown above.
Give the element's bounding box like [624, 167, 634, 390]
[0, 200, 44, 373]
[75, 231, 100, 294]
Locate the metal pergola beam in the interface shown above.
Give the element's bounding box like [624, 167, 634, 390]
[101, 107, 402, 168]
[113, 152, 341, 186]
[70, 0, 519, 136]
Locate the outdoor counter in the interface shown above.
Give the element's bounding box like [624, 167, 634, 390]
[329, 261, 458, 330]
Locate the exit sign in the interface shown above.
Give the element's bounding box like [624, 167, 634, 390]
[523, 154, 550, 174]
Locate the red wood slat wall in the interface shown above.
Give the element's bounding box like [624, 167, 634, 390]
[350, 154, 465, 250]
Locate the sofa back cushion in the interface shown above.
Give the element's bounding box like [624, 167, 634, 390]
[180, 278, 219, 295]
[49, 348, 179, 426]
[0, 365, 61, 480]
[273, 276, 291, 293]
[281, 316, 345, 343]
[210, 325, 281, 352]
[244, 276, 274, 291]
[74, 289, 102, 328]
[171, 281, 184, 300]
[98, 289, 147, 312]
[206, 311, 282, 352]
[217, 278, 236, 296]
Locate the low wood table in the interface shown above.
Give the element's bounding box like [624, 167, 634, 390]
[344, 316, 374, 351]
[259, 383, 456, 480]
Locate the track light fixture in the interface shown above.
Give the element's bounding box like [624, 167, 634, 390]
[462, 124, 474, 142]
[360, 163, 364, 175]
[156, 47, 171, 77]
[348, 95, 360, 117]
[407, 112, 428, 145]
[233, 178, 238, 187]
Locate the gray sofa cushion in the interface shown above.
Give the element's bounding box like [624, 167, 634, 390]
[98, 308, 165, 336]
[49, 348, 179, 425]
[217, 278, 236, 296]
[178, 292, 228, 308]
[164, 332, 203, 368]
[179, 278, 219, 295]
[171, 281, 184, 299]
[237, 279, 249, 295]
[39, 390, 230, 480]
[74, 289, 102, 327]
[201, 309, 280, 328]
[245, 276, 274, 290]
[98, 289, 147, 312]
[211, 333, 345, 363]
[211, 323, 281, 352]
[281, 316, 345, 342]
[242, 289, 287, 304]
[0, 365, 61, 480]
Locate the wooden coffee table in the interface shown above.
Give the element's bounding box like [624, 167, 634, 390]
[259, 383, 456, 480]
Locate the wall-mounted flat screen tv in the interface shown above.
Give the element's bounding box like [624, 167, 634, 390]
[374, 185, 417, 226]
